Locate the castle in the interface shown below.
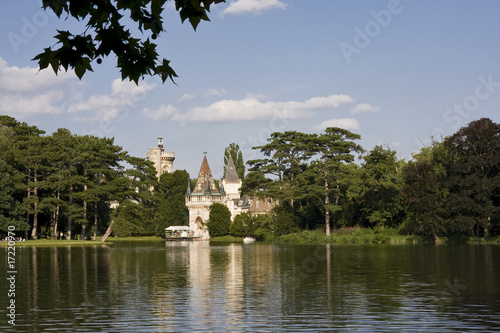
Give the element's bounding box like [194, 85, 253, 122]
[147, 139, 272, 240]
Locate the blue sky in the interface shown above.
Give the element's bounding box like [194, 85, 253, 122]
[1, 0, 500, 178]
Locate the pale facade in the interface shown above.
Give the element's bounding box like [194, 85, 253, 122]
[146, 137, 175, 179]
[185, 153, 273, 240]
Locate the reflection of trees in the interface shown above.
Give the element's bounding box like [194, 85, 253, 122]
[5, 244, 500, 331]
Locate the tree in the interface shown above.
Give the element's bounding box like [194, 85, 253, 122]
[224, 143, 245, 179]
[249, 131, 316, 207]
[240, 170, 271, 196]
[35, 0, 225, 84]
[0, 116, 46, 238]
[444, 118, 500, 238]
[313, 127, 363, 235]
[206, 203, 231, 237]
[358, 145, 406, 229]
[0, 159, 27, 232]
[402, 141, 448, 243]
[155, 170, 190, 235]
[100, 156, 158, 241]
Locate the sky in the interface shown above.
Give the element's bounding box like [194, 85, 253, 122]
[1, 0, 500, 179]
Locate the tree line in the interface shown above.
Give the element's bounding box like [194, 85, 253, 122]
[1, 115, 499, 243]
[233, 118, 499, 243]
[0, 115, 189, 240]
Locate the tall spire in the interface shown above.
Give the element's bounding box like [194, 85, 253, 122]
[185, 179, 191, 195]
[224, 155, 240, 183]
[192, 153, 220, 194]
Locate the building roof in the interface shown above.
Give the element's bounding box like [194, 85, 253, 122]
[224, 155, 240, 183]
[192, 154, 220, 195]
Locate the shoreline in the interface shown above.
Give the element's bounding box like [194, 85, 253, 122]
[2, 231, 499, 247]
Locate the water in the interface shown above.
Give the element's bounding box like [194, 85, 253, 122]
[1, 242, 499, 332]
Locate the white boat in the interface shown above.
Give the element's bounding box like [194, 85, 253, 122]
[243, 237, 256, 243]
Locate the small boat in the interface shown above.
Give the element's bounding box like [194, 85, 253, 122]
[243, 237, 256, 243]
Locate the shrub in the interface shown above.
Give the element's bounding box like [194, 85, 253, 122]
[206, 203, 231, 237]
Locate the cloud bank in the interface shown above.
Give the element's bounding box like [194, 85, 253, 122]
[223, 0, 287, 15]
[0, 58, 76, 117]
[144, 94, 354, 123]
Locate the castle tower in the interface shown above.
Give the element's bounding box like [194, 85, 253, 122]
[221, 155, 243, 219]
[146, 137, 175, 179]
[221, 155, 242, 201]
[185, 153, 224, 240]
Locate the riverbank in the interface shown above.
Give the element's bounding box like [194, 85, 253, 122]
[0, 236, 164, 247]
[2, 231, 499, 246]
[212, 228, 500, 245]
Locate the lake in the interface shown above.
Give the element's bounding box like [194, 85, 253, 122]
[1, 241, 499, 332]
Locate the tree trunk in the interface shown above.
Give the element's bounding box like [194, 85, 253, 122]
[81, 193, 87, 240]
[93, 202, 98, 241]
[66, 184, 73, 240]
[325, 169, 330, 236]
[81, 177, 88, 240]
[434, 234, 441, 245]
[54, 191, 60, 239]
[100, 205, 121, 242]
[484, 216, 491, 239]
[31, 169, 39, 239]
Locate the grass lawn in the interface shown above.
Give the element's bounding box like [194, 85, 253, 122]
[0, 236, 164, 247]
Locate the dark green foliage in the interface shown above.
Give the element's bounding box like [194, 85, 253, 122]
[229, 212, 260, 237]
[207, 203, 231, 237]
[240, 170, 271, 196]
[274, 202, 301, 236]
[0, 159, 28, 231]
[402, 142, 448, 240]
[444, 118, 500, 238]
[154, 170, 190, 235]
[358, 146, 406, 228]
[35, 0, 225, 83]
[112, 201, 154, 237]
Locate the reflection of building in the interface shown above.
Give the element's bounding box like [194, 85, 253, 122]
[185, 153, 273, 240]
[147, 137, 175, 179]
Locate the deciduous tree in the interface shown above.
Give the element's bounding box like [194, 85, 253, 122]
[35, 0, 225, 84]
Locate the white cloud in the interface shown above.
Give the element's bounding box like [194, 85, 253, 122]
[223, 0, 287, 15]
[179, 93, 195, 102]
[204, 88, 226, 97]
[171, 94, 353, 123]
[313, 118, 360, 131]
[351, 103, 380, 114]
[143, 104, 179, 121]
[0, 57, 76, 118]
[68, 79, 157, 122]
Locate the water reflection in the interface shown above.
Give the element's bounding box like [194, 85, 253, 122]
[0, 243, 499, 332]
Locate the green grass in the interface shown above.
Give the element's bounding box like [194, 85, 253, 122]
[0, 235, 164, 247]
[274, 227, 422, 245]
[210, 235, 244, 243]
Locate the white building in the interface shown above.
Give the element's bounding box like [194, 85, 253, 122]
[185, 153, 273, 240]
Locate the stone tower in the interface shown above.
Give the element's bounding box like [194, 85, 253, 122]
[185, 153, 224, 240]
[146, 137, 175, 179]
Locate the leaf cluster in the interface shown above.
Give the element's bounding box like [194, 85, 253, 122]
[34, 0, 225, 83]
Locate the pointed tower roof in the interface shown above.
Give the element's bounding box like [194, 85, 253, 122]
[192, 153, 220, 195]
[224, 155, 240, 183]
